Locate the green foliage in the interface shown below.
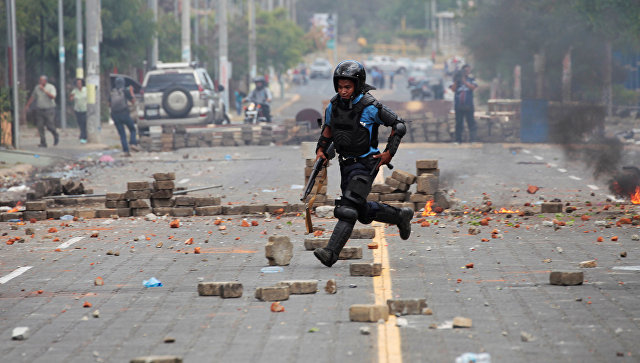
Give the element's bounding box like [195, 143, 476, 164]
[157, 13, 182, 62]
[397, 28, 433, 54]
[256, 8, 310, 74]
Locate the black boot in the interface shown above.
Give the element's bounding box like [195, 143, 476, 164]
[314, 219, 355, 267]
[373, 204, 414, 240]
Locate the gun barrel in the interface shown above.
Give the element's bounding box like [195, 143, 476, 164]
[301, 157, 324, 201]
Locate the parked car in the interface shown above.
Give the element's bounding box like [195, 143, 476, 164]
[364, 55, 403, 74]
[396, 57, 412, 74]
[138, 62, 229, 131]
[309, 58, 333, 79]
[411, 57, 434, 72]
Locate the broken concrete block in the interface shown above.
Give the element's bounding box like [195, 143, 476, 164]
[549, 271, 584, 286]
[579, 260, 597, 268]
[170, 207, 193, 217]
[391, 170, 417, 185]
[541, 202, 563, 213]
[152, 172, 176, 181]
[220, 282, 243, 298]
[130, 356, 182, 363]
[127, 181, 150, 191]
[338, 247, 363, 260]
[350, 262, 382, 276]
[304, 238, 329, 250]
[195, 206, 222, 216]
[23, 211, 47, 221]
[276, 280, 318, 294]
[351, 227, 376, 239]
[265, 235, 293, 266]
[416, 174, 439, 195]
[325, 279, 337, 294]
[386, 299, 428, 315]
[255, 286, 290, 301]
[314, 205, 334, 218]
[25, 201, 47, 211]
[452, 316, 472, 328]
[349, 304, 389, 322]
[434, 190, 451, 209]
[416, 159, 438, 169]
[11, 327, 29, 340]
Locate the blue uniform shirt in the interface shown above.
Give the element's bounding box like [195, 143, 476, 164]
[324, 93, 383, 158]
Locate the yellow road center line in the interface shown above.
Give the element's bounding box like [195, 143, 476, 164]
[373, 222, 402, 363]
[372, 167, 402, 363]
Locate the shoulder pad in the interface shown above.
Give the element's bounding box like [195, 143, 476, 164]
[359, 93, 377, 106]
[330, 94, 339, 103]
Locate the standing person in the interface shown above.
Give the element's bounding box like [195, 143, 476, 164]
[313, 60, 413, 267]
[109, 77, 139, 156]
[69, 78, 88, 143]
[24, 75, 59, 147]
[246, 76, 272, 122]
[234, 90, 246, 116]
[450, 64, 478, 143]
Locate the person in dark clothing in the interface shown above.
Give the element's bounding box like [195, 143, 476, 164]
[313, 60, 413, 267]
[450, 64, 478, 143]
[110, 77, 139, 156]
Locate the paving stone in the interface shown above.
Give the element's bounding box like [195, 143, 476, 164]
[371, 184, 395, 194]
[1, 212, 22, 221]
[416, 159, 438, 169]
[132, 208, 153, 217]
[130, 356, 182, 363]
[46, 209, 65, 219]
[246, 204, 267, 214]
[350, 262, 382, 276]
[195, 206, 222, 216]
[169, 207, 192, 217]
[409, 193, 434, 203]
[194, 196, 221, 206]
[220, 282, 243, 298]
[151, 198, 173, 208]
[338, 247, 363, 260]
[129, 199, 150, 208]
[151, 190, 173, 199]
[416, 174, 439, 194]
[152, 180, 175, 190]
[351, 227, 376, 239]
[125, 190, 151, 200]
[255, 286, 290, 301]
[105, 200, 128, 208]
[541, 202, 563, 213]
[105, 193, 124, 201]
[25, 201, 47, 211]
[116, 208, 131, 217]
[385, 176, 404, 190]
[265, 235, 293, 266]
[276, 280, 318, 294]
[92, 209, 114, 218]
[174, 196, 195, 206]
[349, 304, 389, 322]
[367, 193, 380, 202]
[549, 271, 584, 286]
[153, 207, 173, 216]
[380, 192, 409, 202]
[127, 181, 150, 191]
[152, 172, 176, 181]
[224, 205, 247, 215]
[386, 299, 428, 315]
[417, 168, 440, 177]
[452, 316, 473, 328]
[325, 279, 337, 294]
[23, 211, 47, 221]
[304, 237, 329, 250]
[391, 170, 417, 185]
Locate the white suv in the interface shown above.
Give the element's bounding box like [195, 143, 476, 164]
[138, 62, 229, 129]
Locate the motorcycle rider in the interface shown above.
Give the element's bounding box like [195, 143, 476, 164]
[313, 60, 413, 267]
[245, 76, 272, 122]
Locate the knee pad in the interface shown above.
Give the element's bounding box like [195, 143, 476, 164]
[343, 174, 373, 207]
[334, 205, 358, 223]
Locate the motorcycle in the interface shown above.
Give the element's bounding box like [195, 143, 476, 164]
[243, 101, 269, 124]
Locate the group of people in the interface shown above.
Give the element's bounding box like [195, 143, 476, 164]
[23, 75, 139, 156]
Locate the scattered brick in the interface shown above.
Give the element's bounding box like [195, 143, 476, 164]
[452, 316, 472, 328]
[255, 286, 290, 301]
[276, 280, 318, 294]
[387, 299, 428, 315]
[350, 262, 382, 276]
[549, 271, 584, 286]
[265, 235, 293, 266]
[349, 304, 389, 322]
[338, 247, 363, 260]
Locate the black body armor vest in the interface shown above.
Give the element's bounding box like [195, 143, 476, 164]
[330, 93, 378, 157]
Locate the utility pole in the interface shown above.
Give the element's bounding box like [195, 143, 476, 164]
[194, 0, 199, 54]
[9, 0, 19, 148]
[5, 0, 10, 88]
[248, 0, 257, 87]
[58, 0, 67, 129]
[218, 0, 229, 109]
[431, 0, 437, 53]
[149, 0, 158, 68]
[85, 0, 101, 143]
[181, 0, 191, 62]
[76, 0, 83, 79]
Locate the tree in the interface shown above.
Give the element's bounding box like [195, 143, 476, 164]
[256, 8, 310, 75]
[397, 29, 433, 55]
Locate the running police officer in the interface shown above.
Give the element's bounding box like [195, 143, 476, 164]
[314, 60, 413, 267]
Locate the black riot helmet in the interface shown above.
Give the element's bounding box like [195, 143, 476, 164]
[333, 60, 366, 95]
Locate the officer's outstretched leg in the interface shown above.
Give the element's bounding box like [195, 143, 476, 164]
[371, 202, 413, 240]
[314, 204, 357, 267]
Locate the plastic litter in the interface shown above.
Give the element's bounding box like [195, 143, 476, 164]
[224, 154, 232, 161]
[98, 154, 114, 163]
[260, 266, 283, 273]
[455, 352, 491, 363]
[142, 277, 163, 287]
[8, 219, 21, 223]
[60, 215, 74, 221]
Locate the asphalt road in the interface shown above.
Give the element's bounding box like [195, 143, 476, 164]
[1, 74, 639, 363]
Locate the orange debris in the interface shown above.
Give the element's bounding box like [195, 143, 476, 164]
[169, 219, 180, 228]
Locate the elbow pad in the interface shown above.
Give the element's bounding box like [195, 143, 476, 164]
[377, 103, 400, 127]
[384, 121, 406, 157]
